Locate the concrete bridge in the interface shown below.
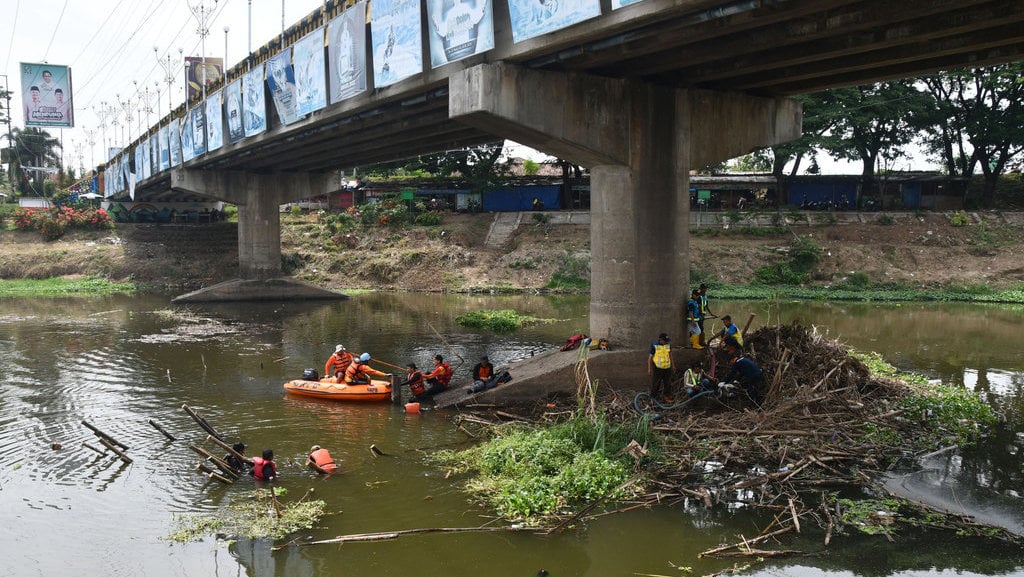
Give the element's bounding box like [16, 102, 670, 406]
[114, 0, 1024, 348]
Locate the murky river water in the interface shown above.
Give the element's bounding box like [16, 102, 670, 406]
[1, 293, 1023, 577]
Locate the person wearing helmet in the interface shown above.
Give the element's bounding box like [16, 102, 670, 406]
[308, 445, 338, 474]
[325, 344, 354, 380]
[344, 352, 388, 384]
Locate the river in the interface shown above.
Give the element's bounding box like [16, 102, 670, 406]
[1, 293, 1022, 577]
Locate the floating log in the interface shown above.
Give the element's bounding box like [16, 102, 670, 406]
[292, 525, 537, 548]
[369, 444, 386, 457]
[98, 437, 133, 464]
[698, 525, 794, 558]
[181, 404, 226, 441]
[81, 420, 129, 451]
[189, 444, 239, 479]
[148, 419, 177, 441]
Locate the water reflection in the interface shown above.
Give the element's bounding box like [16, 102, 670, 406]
[0, 295, 1023, 577]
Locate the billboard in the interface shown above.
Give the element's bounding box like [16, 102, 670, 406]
[293, 28, 328, 117]
[185, 57, 224, 101]
[328, 3, 368, 103]
[267, 49, 301, 125]
[611, 0, 643, 8]
[426, 0, 494, 68]
[507, 0, 600, 43]
[21, 62, 74, 127]
[371, 0, 423, 88]
[190, 105, 207, 156]
[169, 120, 182, 167]
[180, 115, 195, 162]
[243, 63, 268, 137]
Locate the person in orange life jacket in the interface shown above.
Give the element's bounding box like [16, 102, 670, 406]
[468, 355, 496, 394]
[250, 448, 278, 481]
[421, 354, 452, 397]
[398, 363, 427, 398]
[344, 353, 389, 384]
[224, 442, 251, 472]
[325, 344, 354, 379]
[308, 445, 338, 473]
[648, 333, 676, 402]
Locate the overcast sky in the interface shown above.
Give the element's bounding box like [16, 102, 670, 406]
[1, 0, 936, 175]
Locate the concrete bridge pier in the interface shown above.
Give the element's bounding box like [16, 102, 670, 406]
[169, 168, 345, 302]
[450, 63, 801, 349]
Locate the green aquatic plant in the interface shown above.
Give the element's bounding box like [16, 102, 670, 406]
[435, 412, 653, 523]
[166, 488, 325, 543]
[455, 309, 550, 332]
[0, 277, 135, 297]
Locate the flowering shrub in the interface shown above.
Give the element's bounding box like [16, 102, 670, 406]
[12, 206, 112, 240]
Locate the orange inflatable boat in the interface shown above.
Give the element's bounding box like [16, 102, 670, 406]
[283, 375, 394, 402]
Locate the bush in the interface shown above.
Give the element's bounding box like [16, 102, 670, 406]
[413, 211, 442, 226]
[948, 210, 971, 227]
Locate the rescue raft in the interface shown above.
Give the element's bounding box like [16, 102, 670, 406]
[283, 376, 394, 402]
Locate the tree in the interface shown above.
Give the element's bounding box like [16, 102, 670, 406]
[10, 127, 62, 196]
[820, 81, 931, 207]
[764, 92, 841, 205]
[413, 142, 510, 193]
[920, 64, 1024, 207]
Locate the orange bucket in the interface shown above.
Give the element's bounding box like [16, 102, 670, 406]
[404, 402, 421, 414]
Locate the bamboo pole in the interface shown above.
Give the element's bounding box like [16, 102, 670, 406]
[196, 462, 233, 484]
[82, 442, 106, 455]
[181, 404, 226, 441]
[205, 434, 251, 465]
[81, 420, 129, 451]
[291, 526, 537, 548]
[148, 419, 177, 441]
[98, 437, 133, 464]
[189, 444, 240, 479]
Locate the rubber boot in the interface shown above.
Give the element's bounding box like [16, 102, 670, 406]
[690, 334, 703, 349]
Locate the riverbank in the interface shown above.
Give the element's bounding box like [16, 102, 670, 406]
[2, 210, 1023, 298]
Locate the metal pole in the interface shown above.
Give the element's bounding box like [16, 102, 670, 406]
[248, 0, 252, 53]
[224, 26, 230, 69]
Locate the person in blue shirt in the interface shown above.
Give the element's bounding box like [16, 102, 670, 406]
[686, 289, 703, 349]
[722, 339, 763, 407]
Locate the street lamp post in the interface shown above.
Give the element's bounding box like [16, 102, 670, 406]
[154, 47, 183, 115]
[85, 128, 97, 170]
[224, 26, 230, 68]
[188, 0, 219, 101]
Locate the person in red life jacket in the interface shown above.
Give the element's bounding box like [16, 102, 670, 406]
[250, 448, 278, 481]
[344, 353, 389, 384]
[325, 344, 354, 380]
[398, 362, 426, 399]
[468, 355, 496, 394]
[308, 445, 338, 474]
[420, 354, 452, 398]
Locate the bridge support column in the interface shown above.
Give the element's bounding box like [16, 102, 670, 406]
[169, 169, 344, 302]
[450, 63, 801, 348]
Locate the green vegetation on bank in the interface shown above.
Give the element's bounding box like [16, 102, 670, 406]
[0, 277, 135, 297]
[455, 309, 554, 332]
[708, 282, 1024, 304]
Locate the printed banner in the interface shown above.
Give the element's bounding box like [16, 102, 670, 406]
[149, 135, 158, 176]
[611, 0, 643, 8]
[426, 0, 494, 68]
[185, 57, 224, 101]
[180, 114, 196, 162]
[243, 64, 268, 137]
[371, 0, 423, 88]
[225, 79, 245, 143]
[190, 106, 207, 157]
[507, 0, 600, 43]
[293, 28, 327, 116]
[267, 49, 301, 125]
[108, 146, 123, 163]
[206, 91, 224, 152]
[106, 159, 118, 195]
[157, 124, 169, 171]
[21, 62, 74, 127]
[169, 120, 182, 167]
[134, 146, 144, 183]
[328, 3, 368, 103]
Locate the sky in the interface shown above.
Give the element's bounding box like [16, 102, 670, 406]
[0, 0, 938, 176]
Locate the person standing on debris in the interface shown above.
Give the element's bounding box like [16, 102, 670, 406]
[722, 340, 763, 407]
[325, 344, 354, 379]
[687, 290, 703, 349]
[224, 442, 250, 472]
[698, 284, 715, 346]
[648, 333, 676, 403]
[250, 449, 278, 481]
[345, 353, 389, 384]
[308, 445, 338, 474]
